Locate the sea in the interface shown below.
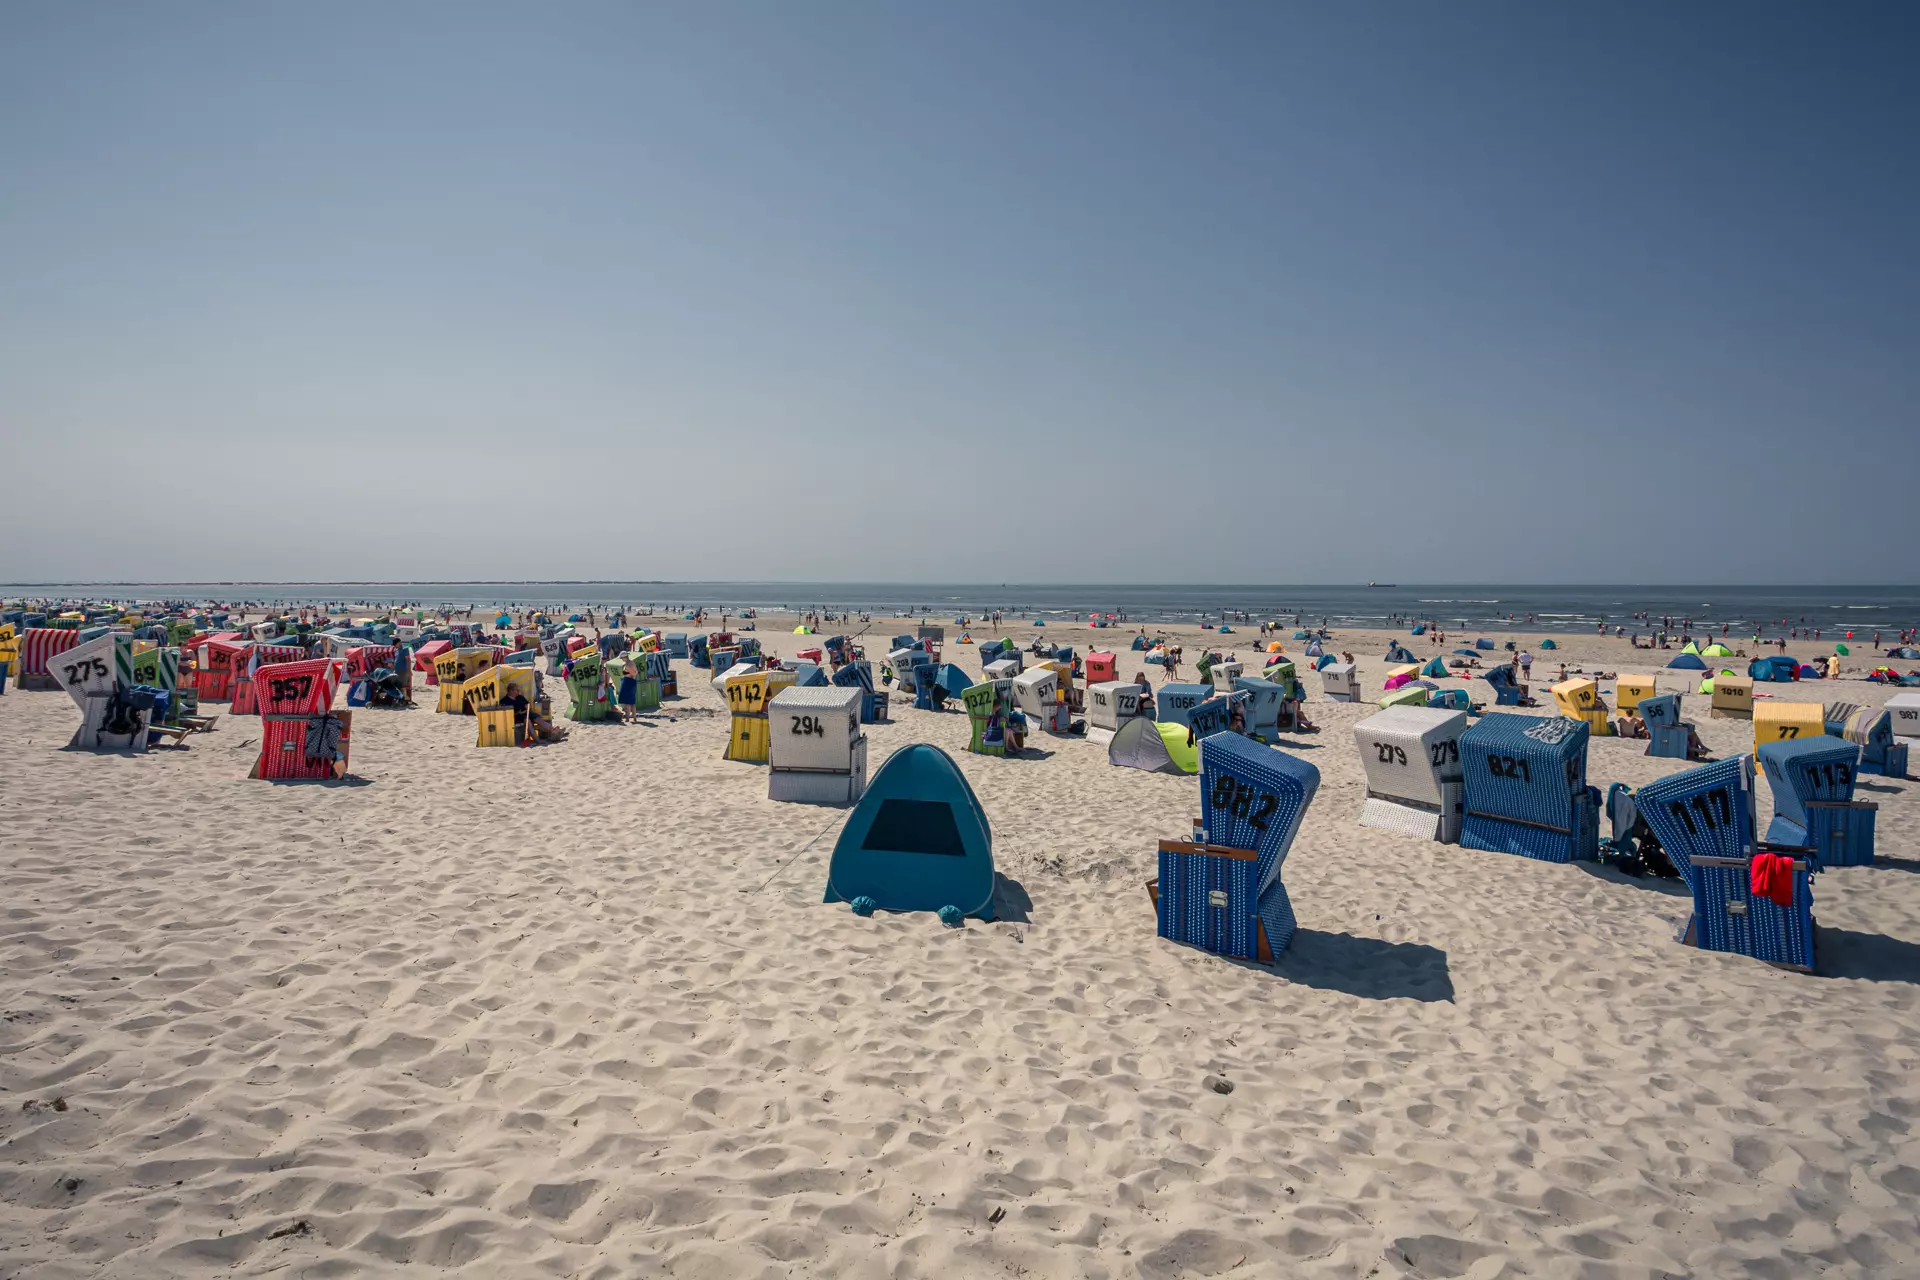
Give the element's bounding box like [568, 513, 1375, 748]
[3, 583, 1916, 637]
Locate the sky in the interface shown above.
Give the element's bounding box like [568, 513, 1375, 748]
[1, 2, 1914, 584]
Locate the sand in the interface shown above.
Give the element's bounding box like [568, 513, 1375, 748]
[4, 612, 1919, 1279]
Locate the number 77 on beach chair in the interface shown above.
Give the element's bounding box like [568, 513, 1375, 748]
[1151, 734, 1319, 963]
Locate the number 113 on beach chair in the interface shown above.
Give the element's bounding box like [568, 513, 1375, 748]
[1150, 734, 1319, 964]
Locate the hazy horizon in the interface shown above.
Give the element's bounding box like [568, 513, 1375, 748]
[4, 3, 1914, 583]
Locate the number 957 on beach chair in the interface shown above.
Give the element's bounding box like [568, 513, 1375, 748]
[1635, 755, 1814, 970]
[1151, 734, 1319, 964]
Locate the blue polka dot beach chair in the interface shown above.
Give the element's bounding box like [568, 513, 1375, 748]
[1459, 714, 1600, 862]
[1151, 734, 1319, 964]
[1758, 736, 1876, 869]
[1634, 754, 1815, 970]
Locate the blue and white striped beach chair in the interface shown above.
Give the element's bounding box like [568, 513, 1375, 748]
[1154, 734, 1319, 963]
[1156, 683, 1215, 728]
[1758, 736, 1875, 868]
[1459, 714, 1600, 862]
[1636, 755, 1815, 970]
[832, 659, 888, 723]
[1638, 693, 1694, 759]
[1482, 666, 1528, 706]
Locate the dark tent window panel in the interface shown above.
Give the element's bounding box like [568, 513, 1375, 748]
[861, 799, 967, 858]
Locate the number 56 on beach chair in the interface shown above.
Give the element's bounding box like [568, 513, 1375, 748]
[1150, 734, 1319, 964]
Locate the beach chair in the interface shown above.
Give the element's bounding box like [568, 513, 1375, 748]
[1156, 682, 1215, 728]
[1354, 705, 1467, 843]
[962, 682, 1009, 757]
[1185, 693, 1240, 741]
[1318, 662, 1360, 702]
[984, 657, 1021, 682]
[644, 648, 677, 698]
[249, 658, 352, 781]
[1887, 692, 1920, 739]
[1231, 675, 1285, 742]
[564, 652, 619, 722]
[1615, 675, 1660, 720]
[1827, 704, 1907, 778]
[1208, 659, 1244, 691]
[1551, 677, 1613, 736]
[723, 667, 797, 762]
[1378, 684, 1428, 709]
[769, 686, 867, 803]
[1482, 666, 1528, 706]
[1459, 714, 1600, 863]
[1753, 701, 1824, 752]
[1635, 756, 1814, 970]
[1086, 651, 1118, 685]
[1709, 673, 1754, 719]
[1011, 665, 1069, 733]
[1758, 736, 1875, 868]
[1638, 694, 1697, 759]
[832, 659, 889, 724]
[1086, 681, 1144, 744]
[1151, 734, 1319, 963]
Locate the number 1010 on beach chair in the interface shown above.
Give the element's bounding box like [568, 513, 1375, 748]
[1151, 734, 1319, 964]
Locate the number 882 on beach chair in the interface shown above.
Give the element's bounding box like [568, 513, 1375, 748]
[1150, 734, 1319, 964]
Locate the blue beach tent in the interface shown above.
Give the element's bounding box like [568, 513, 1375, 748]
[825, 745, 995, 920]
[1666, 653, 1708, 671]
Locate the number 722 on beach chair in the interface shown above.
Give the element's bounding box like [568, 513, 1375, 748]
[1150, 734, 1319, 964]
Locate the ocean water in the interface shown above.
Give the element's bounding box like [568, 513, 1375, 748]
[3, 582, 1916, 636]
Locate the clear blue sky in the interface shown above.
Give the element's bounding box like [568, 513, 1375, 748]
[2, 3, 1913, 583]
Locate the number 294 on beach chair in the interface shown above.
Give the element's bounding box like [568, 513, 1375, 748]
[1151, 734, 1319, 964]
[1634, 755, 1814, 970]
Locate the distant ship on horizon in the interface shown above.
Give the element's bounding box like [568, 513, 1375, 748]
[1366, 581, 1396, 588]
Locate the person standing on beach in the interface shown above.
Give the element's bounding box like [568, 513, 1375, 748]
[1519, 649, 1532, 682]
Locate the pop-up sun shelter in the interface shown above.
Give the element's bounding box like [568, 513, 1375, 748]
[1110, 717, 1199, 774]
[1665, 652, 1708, 671]
[825, 744, 995, 920]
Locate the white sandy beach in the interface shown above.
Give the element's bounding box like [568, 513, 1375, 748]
[4, 617, 1919, 1279]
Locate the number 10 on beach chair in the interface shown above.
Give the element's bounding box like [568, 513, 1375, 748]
[1151, 734, 1319, 964]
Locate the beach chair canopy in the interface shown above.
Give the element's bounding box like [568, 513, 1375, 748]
[824, 744, 995, 919]
[1110, 718, 1199, 774]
